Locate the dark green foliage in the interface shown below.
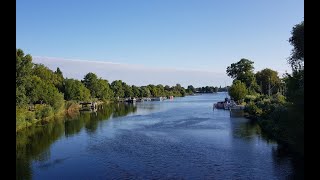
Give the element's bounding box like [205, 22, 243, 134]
[148, 84, 158, 97]
[32, 64, 63, 89]
[123, 82, 133, 98]
[284, 70, 304, 106]
[82, 72, 99, 97]
[256, 68, 281, 95]
[226, 58, 259, 94]
[16, 49, 33, 86]
[35, 105, 54, 120]
[16, 85, 28, 107]
[226, 58, 254, 79]
[140, 86, 151, 97]
[156, 84, 165, 96]
[82, 73, 114, 100]
[229, 80, 247, 102]
[64, 79, 91, 101]
[55, 67, 64, 91]
[132, 85, 141, 97]
[288, 21, 304, 70]
[96, 79, 114, 100]
[186, 85, 196, 94]
[111, 80, 125, 98]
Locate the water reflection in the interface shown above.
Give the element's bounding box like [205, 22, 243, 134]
[230, 117, 303, 179]
[16, 95, 302, 179]
[230, 118, 276, 143]
[16, 103, 137, 180]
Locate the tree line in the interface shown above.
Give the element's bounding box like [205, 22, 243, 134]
[226, 21, 304, 157]
[16, 51, 220, 130]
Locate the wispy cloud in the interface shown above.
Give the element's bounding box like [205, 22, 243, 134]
[33, 56, 232, 87]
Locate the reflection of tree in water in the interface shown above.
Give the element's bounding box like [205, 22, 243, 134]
[64, 103, 138, 135]
[231, 118, 303, 179]
[16, 117, 65, 180]
[136, 103, 156, 110]
[230, 118, 276, 143]
[16, 103, 137, 180]
[271, 144, 304, 179]
[112, 103, 137, 118]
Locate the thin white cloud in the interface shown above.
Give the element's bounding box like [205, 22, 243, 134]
[33, 56, 232, 87]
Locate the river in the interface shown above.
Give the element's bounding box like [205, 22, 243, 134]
[16, 93, 301, 179]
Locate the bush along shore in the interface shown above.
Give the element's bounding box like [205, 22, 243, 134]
[226, 21, 303, 157]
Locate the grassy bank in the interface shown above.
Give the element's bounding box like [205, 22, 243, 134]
[16, 100, 112, 132]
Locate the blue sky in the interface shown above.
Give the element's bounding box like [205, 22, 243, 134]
[17, 0, 304, 87]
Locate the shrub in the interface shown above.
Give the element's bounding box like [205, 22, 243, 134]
[35, 105, 54, 119]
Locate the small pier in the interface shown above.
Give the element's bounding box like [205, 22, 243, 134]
[80, 102, 97, 111]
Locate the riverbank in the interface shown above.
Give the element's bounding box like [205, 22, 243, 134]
[244, 94, 304, 158]
[16, 100, 110, 132]
[16, 95, 183, 132]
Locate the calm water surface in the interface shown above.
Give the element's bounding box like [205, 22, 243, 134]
[16, 93, 300, 179]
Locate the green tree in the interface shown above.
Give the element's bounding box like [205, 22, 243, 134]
[147, 84, 157, 97]
[64, 79, 91, 101]
[156, 84, 165, 96]
[111, 80, 125, 98]
[229, 80, 247, 103]
[132, 85, 141, 97]
[16, 49, 33, 86]
[140, 86, 151, 97]
[226, 58, 254, 79]
[81, 73, 113, 100]
[96, 79, 114, 100]
[164, 85, 171, 91]
[255, 68, 281, 95]
[25, 75, 64, 112]
[288, 21, 304, 70]
[172, 84, 186, 97]
[272, 20, 304, 156]
[32, 64, 63, 89]
[16, 85, 29, 107]
[226, 58, 259, 93]
[82, 72, 99, 98]
[122, 82, 133, 98]
[187, 85, 196, 93]
[54, 67, 64, 91]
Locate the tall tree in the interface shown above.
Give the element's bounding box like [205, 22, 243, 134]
[226, 58, 254, 79]
[96, 79, 114, 100]
[32, 64, 63, 89]
[228, 80, 247, 102]
[132, 85, 141, 97]
[255, 68, 281, 95]
[122, 82, 133, 98]
[54, 67, 64, 92]
[288, 21, 304, 70]
[140, 86, 151, 97]
[156, 84, 165, 96]
[64, 79, 91, 101]
[286, 20, 304, 103]
[16, 49, 33, 86]
[148, 84, 158, 97]
[25, 75, 64, 112]
[82, 72, 98, 97]
[226, 58, 258, 93]
[111, 80, 125, 98]
[187, 85, 196, 93]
